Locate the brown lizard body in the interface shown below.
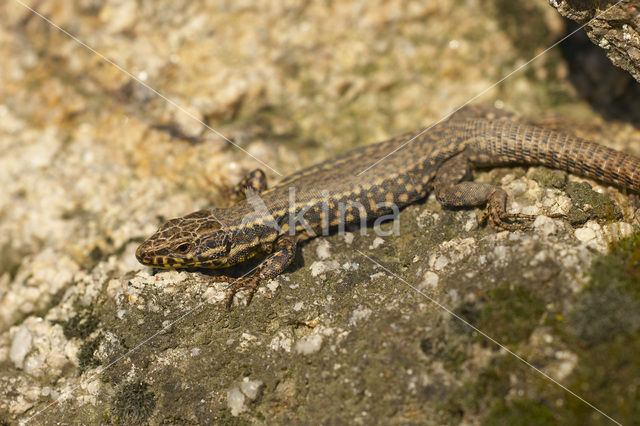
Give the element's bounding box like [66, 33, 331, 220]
[136, 106, 639, 306]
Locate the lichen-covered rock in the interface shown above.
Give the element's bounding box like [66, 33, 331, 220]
[548, 0, 640, 82]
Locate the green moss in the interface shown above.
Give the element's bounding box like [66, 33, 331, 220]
[483, 398, 556, 426]
[550, 231, 640, 423]
[529, 167, 567, 190]
[440, 356, 561, 424]
[565, 181, 621, 225]
[571, 287, 640, 346]
[63, 306, 99, 339]
[420, 337, 468, 373]
[442, 349, 468, 373]
[214, 410, 252, 425]
[475, 283, 545, 345]
[557, 336, 640, 424]
[440, 356, 514, 420]
[589, 231, 640, 300]
[570, 231, 640, 346]
[113, 380, 156, 424]
[78, 333, 102, 370]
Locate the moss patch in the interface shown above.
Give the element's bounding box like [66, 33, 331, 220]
[440, 356, 514, 421]
[474, 283, 546, 345]
[565, 181, 621, 224]
[78, 333, 102, 371]
[62, 306, 100, 340]
[554, 231, 640, 423]
[420, 335, 469, 374]
[571, 287, 640, 346]
[588, 230, 640, 300]
[571, 231, 640, 346]
[113, 380, 156, 424]
[442, 232, 640, 424]
[529, 167, 567, 190]
[483, 398, 556, 426]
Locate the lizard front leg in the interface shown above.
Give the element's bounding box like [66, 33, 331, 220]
[214, 234, 297, 308]
[233, 168, 268, 199]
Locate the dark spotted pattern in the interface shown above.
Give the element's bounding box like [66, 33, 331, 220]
[137, 105, 640, 306]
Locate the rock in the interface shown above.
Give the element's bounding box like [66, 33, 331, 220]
[227, 386, 246, 416]
[548, 0, 640, 83]
[295, 333, 323, 355]
[10, 326, 32, 369]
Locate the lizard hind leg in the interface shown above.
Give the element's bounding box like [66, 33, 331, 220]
[432, 154, 543, 231]
[436, 180, 538, 231]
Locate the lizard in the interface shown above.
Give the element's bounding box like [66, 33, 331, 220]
[135, 105, 640, 307]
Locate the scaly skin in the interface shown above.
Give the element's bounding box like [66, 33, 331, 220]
[136, 106, 640, 306]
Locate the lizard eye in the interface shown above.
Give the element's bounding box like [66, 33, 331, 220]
[176, 243, 191, 253]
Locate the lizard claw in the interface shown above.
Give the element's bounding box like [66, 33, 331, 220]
[224, 276, 260, 309]
[481, 189, 567, 231]
[200, 273, 257, 308]
[483, 209, 533, 231]
[481, 200, 566, 231]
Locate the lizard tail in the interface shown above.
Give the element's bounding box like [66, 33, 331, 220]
[474, 120, 640, 194]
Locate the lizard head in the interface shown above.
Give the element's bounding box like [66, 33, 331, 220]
[135, 209, 233, 268]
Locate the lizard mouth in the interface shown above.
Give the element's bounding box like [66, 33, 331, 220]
[135, 243, 224, 269]
[136, 252, 191, 268]
[134, 242, 181, 267]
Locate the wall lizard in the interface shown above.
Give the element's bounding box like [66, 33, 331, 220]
[136, 106, 640, 307]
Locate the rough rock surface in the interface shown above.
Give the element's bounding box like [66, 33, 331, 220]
[548, 0, 640, 83]
[1, 0, 640, 424]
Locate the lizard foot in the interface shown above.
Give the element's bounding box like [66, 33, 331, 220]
[224, 276, 261, 308]
[482, 190, 565, 231]
[202, 273, 259, 308]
